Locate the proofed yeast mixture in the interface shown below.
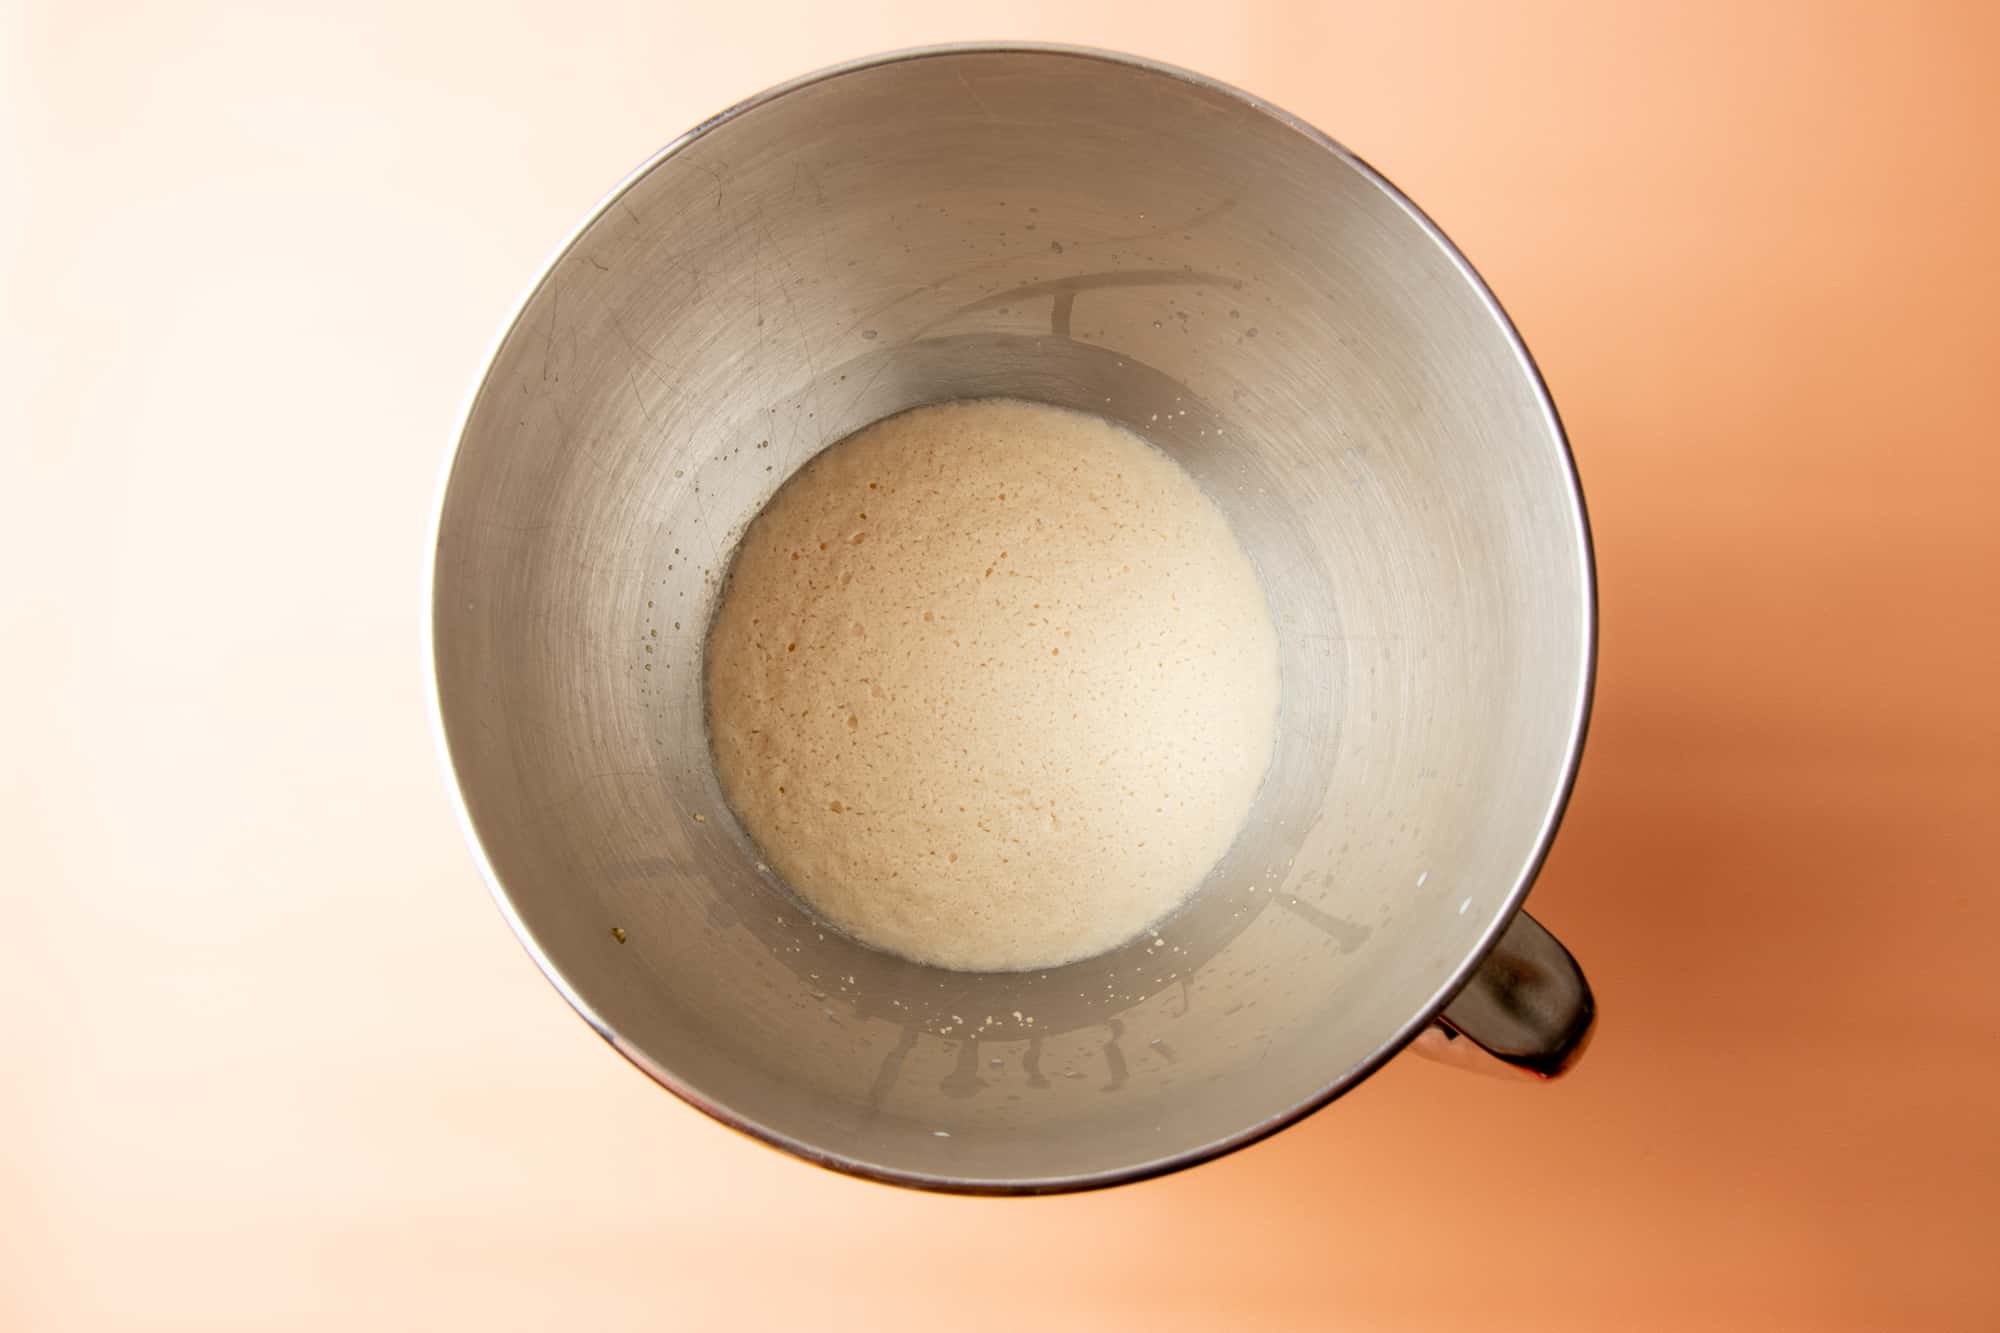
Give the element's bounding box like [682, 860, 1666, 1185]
[705, 398, 1280, 972]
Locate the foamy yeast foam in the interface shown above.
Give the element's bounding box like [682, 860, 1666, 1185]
[705, 398, 1280, 972]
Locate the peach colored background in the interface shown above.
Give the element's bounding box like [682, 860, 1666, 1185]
[7, 2, 1998, 1328]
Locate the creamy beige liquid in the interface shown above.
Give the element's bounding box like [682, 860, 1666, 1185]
[705, 398, 1280, 972]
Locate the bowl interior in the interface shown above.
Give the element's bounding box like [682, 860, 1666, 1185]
[432, 47, 1590, 1189]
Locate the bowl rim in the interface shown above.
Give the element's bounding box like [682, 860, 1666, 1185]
[424, 41, 1599, 1196]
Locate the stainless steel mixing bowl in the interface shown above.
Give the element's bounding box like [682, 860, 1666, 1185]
[430, 45, 1596, 1192]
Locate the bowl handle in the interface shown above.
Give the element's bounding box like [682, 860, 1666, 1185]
[1409, 910, 1596, 1080]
